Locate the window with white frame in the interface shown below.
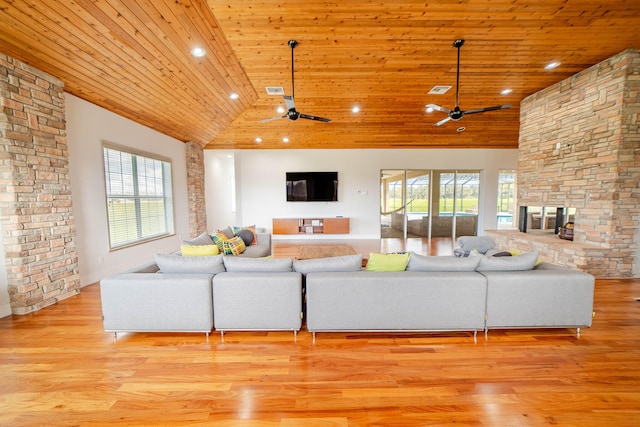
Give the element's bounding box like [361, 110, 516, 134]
[103, 144, 174, 249]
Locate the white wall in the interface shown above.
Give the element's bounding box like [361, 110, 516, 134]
[205, 149, 518, 239]
[66, 94, 190, 286]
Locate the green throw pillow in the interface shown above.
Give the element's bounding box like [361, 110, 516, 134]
[365, 252, 410, 272]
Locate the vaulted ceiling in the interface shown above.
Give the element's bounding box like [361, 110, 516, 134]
[1, 1, 638, 150]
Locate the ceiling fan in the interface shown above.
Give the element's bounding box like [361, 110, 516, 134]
[260, 40, 331, 123]
[427, 39, 511, 127]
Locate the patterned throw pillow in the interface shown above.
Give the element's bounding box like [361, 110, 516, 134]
[211, 230, 229, 251]
[232, 225, 257, 245]
[223, 235, 246, 255]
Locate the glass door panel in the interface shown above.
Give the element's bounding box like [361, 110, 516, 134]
[454, 171, 480, 237]
[405, 170, 430, 237]
[497, 170, 516, 229]
[380, 170, 406, 239]
[432, 171, 455, 237]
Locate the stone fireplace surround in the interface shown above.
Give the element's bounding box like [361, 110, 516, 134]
[489, 48, 640, 278]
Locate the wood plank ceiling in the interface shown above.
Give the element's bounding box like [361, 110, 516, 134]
[0, 1, 638, 150]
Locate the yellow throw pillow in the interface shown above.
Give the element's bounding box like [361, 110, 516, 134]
[365, 252, 410, 272]
[180, 244, 219, 256]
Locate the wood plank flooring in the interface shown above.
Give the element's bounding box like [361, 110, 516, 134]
[1, 238, 639, 426]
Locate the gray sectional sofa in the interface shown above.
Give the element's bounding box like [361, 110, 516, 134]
[99, 243, 595, 341]
[305, 254, 595, 340]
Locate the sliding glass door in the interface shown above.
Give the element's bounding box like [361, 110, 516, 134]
[381, 169, 479, 239]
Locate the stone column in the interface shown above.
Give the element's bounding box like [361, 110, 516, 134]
[0, 54, 80, 314]
[185, 141, 207, 238]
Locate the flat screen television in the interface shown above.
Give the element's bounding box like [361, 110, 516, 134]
[286, 172, 338, 202]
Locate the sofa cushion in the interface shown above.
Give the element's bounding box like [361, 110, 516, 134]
[154, 253, 225, 274]
[365, 252, 410, 272]
[406, 252, 481, 272]
[223, 257, 293, 272]
[223, 236, 246, 255]
[236, 244, 271, 258]
[293, 254, 363, 275]
[476, 250, 539, 271]
[182, 231, 214, 246]
[180, 244, 219, 256]
[455, 235, 496, 256]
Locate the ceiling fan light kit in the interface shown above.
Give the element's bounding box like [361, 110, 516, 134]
[260, 40, 332, 123]
[428, 39, 511, 127]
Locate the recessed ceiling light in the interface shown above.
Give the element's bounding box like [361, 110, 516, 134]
[229, 92, 239, 100]
[545, 61, 561, 70]
[276, 106, 285, 114]
[255, 137, 262, 143]
[282, 137, 289, 143]
[352, 106, 360, 113]
[191, 47, 206, 58]
[501, 88, 513, 95]
[425, 106, 434, 113]
[457, 126, 465, 132]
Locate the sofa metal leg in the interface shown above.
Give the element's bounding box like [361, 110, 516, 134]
[473, 330, 477, 343]
[312, 331, 316, 343]
[113, 332, 118, 343]
[484, 328, 488, 340]
[576, 327, 581, 338]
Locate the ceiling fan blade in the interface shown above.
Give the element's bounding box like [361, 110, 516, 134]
[260, 115, 286, 123]
[299, 113, 331, 122]
[283, 95, 296, 110]
[427, 103, 450, 114]
[464, 104, 512, 115]
[434, 116, 453, 126]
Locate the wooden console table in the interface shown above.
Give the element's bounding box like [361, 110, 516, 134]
[273, 217, 350, 235]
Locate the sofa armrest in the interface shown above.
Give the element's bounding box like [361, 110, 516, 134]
[256, 232, 271, 250]
[121, 260, 160, 273]
[100, 273, 214, 333]
[482, 268, 595, 329]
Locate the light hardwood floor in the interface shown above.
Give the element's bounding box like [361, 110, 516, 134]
[1, 238, 639, 426]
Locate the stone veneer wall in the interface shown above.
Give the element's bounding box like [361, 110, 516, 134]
[186, 141, 207, 237]
[512, 48, 640, 278]
[0, 54, 80, 314]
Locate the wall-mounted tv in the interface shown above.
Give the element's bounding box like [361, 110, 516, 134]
[286, 172, 338, 202]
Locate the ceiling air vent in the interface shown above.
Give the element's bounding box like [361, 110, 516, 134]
[265, 86, 285, 95]
[428, 85, 452, 95]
